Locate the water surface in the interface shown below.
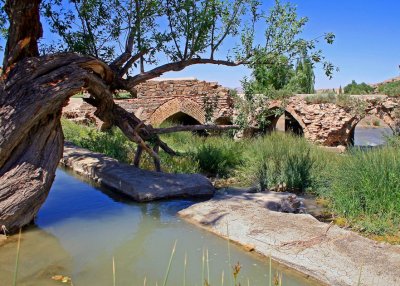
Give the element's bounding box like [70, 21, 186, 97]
[354, 127, 393, 146]
[0, 169, 318, 286]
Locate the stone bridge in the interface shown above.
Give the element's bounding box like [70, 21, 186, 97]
[122, 78, 233, 126]
[64, 79, 399, 147]
[261, 95, 399, 146]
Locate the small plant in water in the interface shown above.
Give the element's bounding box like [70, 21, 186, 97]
[232, 261, 242, 285]
[273, 272, 283, 286]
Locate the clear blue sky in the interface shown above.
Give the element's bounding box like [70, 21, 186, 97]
[164, 0, 400, 89]
[2, 1, 399, 89]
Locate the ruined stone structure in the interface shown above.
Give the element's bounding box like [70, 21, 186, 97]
[266, 95, 399, 146]
[64, 79, 399, 147]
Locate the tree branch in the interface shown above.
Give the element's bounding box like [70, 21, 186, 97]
[126, 57, 244, 88]
[153, 124, 239, 134]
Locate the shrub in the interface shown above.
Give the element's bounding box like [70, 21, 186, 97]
[192, 139, 243, 177]
[372, 119, 381, 127]
[330, 148, 400, 235]
[63, 119, 203, 174]
[240, 133, 318, 192]
[62, 119, 137, 163]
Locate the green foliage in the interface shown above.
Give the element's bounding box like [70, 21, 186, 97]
[240, 133, 317, 192]
[42, 0, 261, 65]
[344, 80, 374, 95]
[252, 55, 295, 91]
[114, 91, 133, 99]
[192, 139, 243, 178]
[62, 119, 136, 163]
[330, 148, 400, 235]
[377, 80, 400, 97]
[233, 0, 334, 130]
[62, 119, 199, 173]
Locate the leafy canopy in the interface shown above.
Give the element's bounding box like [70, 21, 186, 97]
[344, 80, 374, 95]
[40, 0, 334, 84]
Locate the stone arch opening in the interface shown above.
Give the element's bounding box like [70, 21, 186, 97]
[285, 111, 304, 136]
[149, 98, 206, 126]
[348, 115, 394, 147]
[162, 111, 201, 126]
[260, 107, 282, 133]
[214, 116, 233, 125]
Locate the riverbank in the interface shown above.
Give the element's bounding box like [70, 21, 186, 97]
[179, 189, 400, 286]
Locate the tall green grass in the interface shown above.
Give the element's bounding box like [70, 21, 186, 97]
[240, 133, 323, 192]
[193, 138, 243, 178]
[330, 147, 400, 235]
[62, 119, 136, 163]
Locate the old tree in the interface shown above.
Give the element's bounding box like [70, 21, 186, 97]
[0, 0, 333, 233]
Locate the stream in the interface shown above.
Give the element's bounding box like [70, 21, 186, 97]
[0, 169, 318, 286]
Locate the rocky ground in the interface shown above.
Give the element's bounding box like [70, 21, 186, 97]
[179, 189, 400, 286]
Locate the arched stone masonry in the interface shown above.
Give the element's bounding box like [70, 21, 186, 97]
[149, 98, 206, 126]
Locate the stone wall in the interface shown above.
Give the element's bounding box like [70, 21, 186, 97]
[129, 79, 233, 125]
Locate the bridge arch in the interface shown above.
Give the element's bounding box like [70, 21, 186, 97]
[149, 98, 206, 126]
[262, 105, 306, 135]
[347, 113, 395, 146]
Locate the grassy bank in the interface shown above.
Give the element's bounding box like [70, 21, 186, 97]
[62, 119, 399, 238]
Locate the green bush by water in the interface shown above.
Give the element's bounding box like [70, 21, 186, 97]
[330, 147, 400, 234]
[62, 119, 199, 173]
[192, 139, 243, 178]
[240, 133, 322, 192]
[62, 119, 136, 163]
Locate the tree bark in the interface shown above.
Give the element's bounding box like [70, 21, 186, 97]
[0, 53, 177, 233]
[0, 54, 114, 233]
[3, 0, 42, 70]
[153, 124, 239, 134]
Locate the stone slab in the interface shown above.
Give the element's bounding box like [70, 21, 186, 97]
[61, 142, 214, 201]
[179, 189, 400, 286]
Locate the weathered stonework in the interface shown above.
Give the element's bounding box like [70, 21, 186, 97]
[64, 80, 399, 147]
[121, 79, 233, 125]
[267, 95, 399, 146]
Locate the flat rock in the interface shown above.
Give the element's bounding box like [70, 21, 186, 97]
[179, 189, 400, 286]
[61, 142, 214, 201]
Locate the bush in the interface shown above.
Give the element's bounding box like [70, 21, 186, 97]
[330, 148, 400, 235]
[192, 139, 243, 177]
[62, 119, 199, 173]
[240, 133, 318, 192]
[62, 119, 136, 163]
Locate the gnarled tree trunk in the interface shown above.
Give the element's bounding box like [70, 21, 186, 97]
[0, 0, 237, 233]
[0, 54, 113, 233]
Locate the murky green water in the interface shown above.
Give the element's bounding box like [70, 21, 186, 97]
[0, 169, 318, 286]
